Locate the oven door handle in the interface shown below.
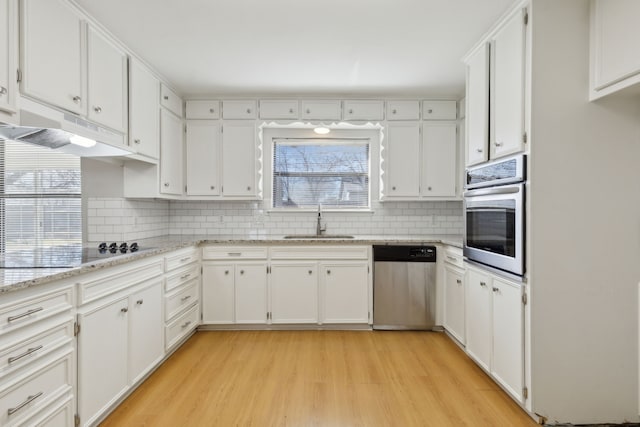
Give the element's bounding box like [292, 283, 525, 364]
[464, 186, 521, 197]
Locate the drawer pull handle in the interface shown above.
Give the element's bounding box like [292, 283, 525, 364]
[181, 321, 192, 329]
[480, 282, 487, 287]
[180, 257, 192, 262]
[8, 392, 43, 415]
[136, 299, 144, 305]
[8, 307, 43, 322]
[181, 295, 192, 302]
[8, 345, 43, 364]
[492, 287, 499, 293]
[227, 252, 241, 256]
[121, 307, 128, 313]
[180, 273, 191, 280]
[0, 86, 7, 95]
[446, 256, 457, 262]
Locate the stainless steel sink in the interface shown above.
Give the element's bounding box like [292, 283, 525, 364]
[283, 234, 355, 239]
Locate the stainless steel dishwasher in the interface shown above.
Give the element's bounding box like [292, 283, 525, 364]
[373, 245, 437, 330]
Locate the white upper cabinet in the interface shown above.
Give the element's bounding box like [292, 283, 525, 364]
[422, 100, 457, 120]
[186, 100, 220, 119]
[386, 100, 420, 121]
[87, 26, 128, 133]
[259, 99, 298, 119]
[186, 120, 220, 196]
[383, 122, 421, 198]
[21, 0, 85, 115]
[160, 109, 183, 195]
[222, 100, 257, 119]
[129, 58, 159, 158]
[0, 0, 17, 115]
[422, 122, 457, 197]
[590, 0, 640, 99]
[465, 44, 490, 166]
[301, 100, 341, 120]
[343, 100, 384, 121]
[221, 120, 258, 197]
[490, 7, 526, 159]
[160, 83, 182, 117]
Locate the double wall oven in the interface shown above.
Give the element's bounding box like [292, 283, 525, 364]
[463, 155, 526, 277]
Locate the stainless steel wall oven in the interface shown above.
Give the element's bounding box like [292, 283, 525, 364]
[463, 155, 526, 276]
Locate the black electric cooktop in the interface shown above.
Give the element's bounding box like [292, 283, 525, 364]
[0, 243, 148, 269]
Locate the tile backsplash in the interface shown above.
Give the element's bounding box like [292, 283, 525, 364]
[86, 198, 463, 243]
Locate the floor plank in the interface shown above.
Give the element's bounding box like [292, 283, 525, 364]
[100, 330, 538, 427]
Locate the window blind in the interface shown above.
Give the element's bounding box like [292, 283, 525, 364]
[272, 139, 370, 209]
[0, 140, 81, 252]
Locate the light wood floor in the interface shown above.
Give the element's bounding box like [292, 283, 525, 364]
[101, 331, 538, 427]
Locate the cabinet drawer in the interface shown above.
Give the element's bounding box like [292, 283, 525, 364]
[269, 246, 369, 260]
[165, 280, 200, 321]
[165, 263, 200, 292]
[444, 247, 464, 268]
[0, 288, 73, 335]
[186, 100, 220, 119]
[165, 247, 199, 271]
[422, 100, 457, 120]
[22, 393, 74, 427]
[77, 259, 164, 305]
[165, 304, 199, 350]
[0, 350, 73, 426]
[387, 101, 420, 120]
[222, 100, 257, 119]
[301, 100, 341, 120]
[343, 100, 384, 120]
[160, 84, 183, 117]
[202, 246, 268, 260]
[0, 319, 73, 376]
[259, 100, 298, 119]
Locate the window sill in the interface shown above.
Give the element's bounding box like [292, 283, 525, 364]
[266, 208, 374, 214]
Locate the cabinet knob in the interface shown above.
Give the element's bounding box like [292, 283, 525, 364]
[289, 108, 294, 113]
[164, 182, 170, 187]
[136, 299, 143, 305]
[134, 139, 141, 144]
[306, 109, 311, 114]
[492, 287, 499, 292]
[495, 141, 503, 147]
[93, 106, 102, 113]
[392, 109, 397, 114]
[225, 270, 229, 275]
[476, 148, 483, 153]
[246, 108, 251, 114]
[209, 108, 215, 113]
[327, 270, 331, 275]
[240, 270, 244, 275]
[456, 279, 462, 284]
[164, 95, 169, 100]
[247, 186, 251, 191]
[210, 185, 215, 190]
[0, 86, 7, 95]
[121, 307, 128, 313]
[308, 270, 313, 275]
[428, 186, 432, 191]
[480, 281, 487, 287]
[72, 95, 81, 103]
[392, 186, 396, 191]
[348, 109, 354, 114]
[427, 109, 433, 114]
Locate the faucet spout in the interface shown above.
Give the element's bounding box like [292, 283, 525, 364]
[316, 203, 326, 236]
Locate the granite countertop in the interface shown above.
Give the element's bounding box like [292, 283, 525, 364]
[0, 235, 462, 294]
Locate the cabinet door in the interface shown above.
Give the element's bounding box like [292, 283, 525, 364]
[320, 262, 369, 324]
[128, 281, 163, 385]
[186, 120, 220, 196]
[422, 122, 457, 197]
[235, 263, 268, 324]
[87, 26, 127, 133]
[129, 58, 159, 158]
[443, 265, 465, 344]
[387, 100, 420, 121]
[491, 278, 524, 401]
[343, 100, 384, 121]
[465, 43, 489, 166]
[0, 0, 16, 114]
[221, 121, 257, 197]
[491, 8, 526, 159]
[160, 109, 183, 195]
[422, 101, 457, 120]
[259, 100, 298, 119]
[186, 100, 220, 119]
[383, 122, 421, 198]
[465, 269, 492, 372]
[270, 263, 318, 324]
[222, 100, 257, 119]
[78, 297, 129, 424]
[202, 264, 235, 324]
[21, 0, 84, 114]
[301, 100, 341, 120]
[592, 0, 640, 91]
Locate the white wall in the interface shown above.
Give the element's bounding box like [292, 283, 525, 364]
[529, 0, 640, 422]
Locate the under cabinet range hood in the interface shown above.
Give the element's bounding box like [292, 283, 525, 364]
[0, 98, 132, 157]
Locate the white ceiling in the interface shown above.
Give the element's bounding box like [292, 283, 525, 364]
[74, 0, 516, 98]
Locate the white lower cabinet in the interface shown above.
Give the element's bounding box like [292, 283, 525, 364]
[319, 262, 369, 324]
[443, 262, 465, 344]
[465, 265, 525, 402]
[128, 283, 163, 385]
[270, 262, 318, 324]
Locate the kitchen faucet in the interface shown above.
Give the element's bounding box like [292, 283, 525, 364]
[316, 203, 327, 236]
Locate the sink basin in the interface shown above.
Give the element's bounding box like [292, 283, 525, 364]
[283, 235, 355, 239]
